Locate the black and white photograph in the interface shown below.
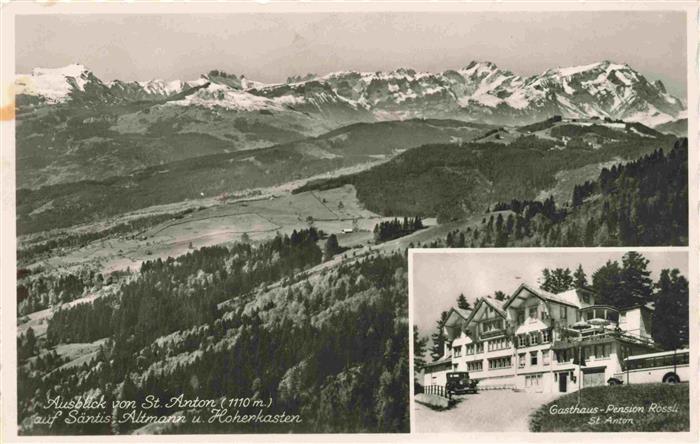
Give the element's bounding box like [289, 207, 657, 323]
[0, 2, 696, 442]
[411, 249, 690, 433]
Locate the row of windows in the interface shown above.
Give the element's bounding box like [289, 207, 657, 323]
[525, 374, 543, 387]
[465, 342, 484, 355]
[514, 302, 608, 326]
[580, 308, 619, 323]
[584, 344, 612, 360]
[516, 329, 551, 348]
[481, 319, 504, 333]
[555, 343, 612, 363]
[514, 303, 595, 325]
[467, 360, 483, 372]
[487, 337, 510, 351]
[454, 338, 507, 356]
[624, 352, 689, 370]
[519, 350, 551, 368]
[455, 329, 551, 357]
[488, 356, 512, 369]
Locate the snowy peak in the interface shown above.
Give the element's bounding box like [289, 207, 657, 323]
[16, 63, 95, 103]
[31, 63, 91, 79]
[15, 61, 686, 127]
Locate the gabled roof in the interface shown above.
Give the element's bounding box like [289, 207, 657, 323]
[454, 307, 473, 319]
[503, 283, 584, 310]
[463, 296, 507, 326]
[619, 303, 655, 313]
[424, 353, 452, 367]
[444, 307, 473, 327]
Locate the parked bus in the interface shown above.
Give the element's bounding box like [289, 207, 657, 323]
[610, 349, 689, 385]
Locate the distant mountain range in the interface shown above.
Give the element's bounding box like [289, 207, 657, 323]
[16, 60, 685, 127]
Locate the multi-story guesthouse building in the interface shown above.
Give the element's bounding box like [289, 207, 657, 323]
[423, 283, 657, 393]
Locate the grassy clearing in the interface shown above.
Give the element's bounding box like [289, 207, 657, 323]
[530, 383, 689, 432]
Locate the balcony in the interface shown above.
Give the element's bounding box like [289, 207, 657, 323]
[551, 329, 655, 349]
[480, 328, 505, 339]
[579, 305, 620, 326]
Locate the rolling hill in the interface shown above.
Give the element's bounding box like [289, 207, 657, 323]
[15, 119, 492, 234]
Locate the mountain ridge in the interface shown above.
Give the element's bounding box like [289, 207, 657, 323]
[16, 60, 685, 127]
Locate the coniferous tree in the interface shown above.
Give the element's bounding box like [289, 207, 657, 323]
[324, 234, 341, 260]
[573, 264, 588, 288]
[457, 293, 471, 310]
[413, 325, 428, 377]
[652, 269, 689, 350]
[430, 311, 449, 361]
[591, 260, 623, 307]
[619, 251, 653, 305]
[539, 268, 574, 293]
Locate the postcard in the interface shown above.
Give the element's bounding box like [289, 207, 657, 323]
[0, 2, 696, 443]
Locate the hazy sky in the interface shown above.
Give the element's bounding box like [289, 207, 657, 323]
[412, 250, 688, 339]
[16, 11, 687, 97]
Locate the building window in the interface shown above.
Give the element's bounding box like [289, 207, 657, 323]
[488, 357, 512, 369]
[529, 306, 538, 319]
[596, 343, 611, 358]
[560, 306, 567, 321]
[530, 351, 538, 366]
[525, 374, 543, 387]
[454, 346, 462, 357]
[528, 332, 540, 345]
[542, 329, 551, 343]
[487, 338, 508, 351]
[583, 294, 590, 304]
[517, 310, 525, 325]
[556, 350, 570, 363]
[467, 360, 483, 372]
[476, 342, 484, 354]
[466, 344, 474, 355]
[518, 335, 527, 348]
[543, 350, 551, 365]
[482, 319, 503, 333]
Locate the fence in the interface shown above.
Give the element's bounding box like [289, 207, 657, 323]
[423, 384, 450, 399]
[478, 383, 516, 391]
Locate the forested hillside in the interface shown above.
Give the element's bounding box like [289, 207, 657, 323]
[296, 133, 677, 223]
[435, 138, 687, 248]
[18, 231, 409, 434]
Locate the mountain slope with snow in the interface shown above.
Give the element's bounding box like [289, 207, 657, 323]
[16, 60, 685, 127]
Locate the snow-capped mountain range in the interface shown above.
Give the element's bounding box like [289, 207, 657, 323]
[16, 61, 685, 127]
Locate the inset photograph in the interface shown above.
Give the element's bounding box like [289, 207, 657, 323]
[411, 249, 690, 433]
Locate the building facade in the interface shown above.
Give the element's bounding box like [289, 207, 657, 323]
[423, 283, 657, 393]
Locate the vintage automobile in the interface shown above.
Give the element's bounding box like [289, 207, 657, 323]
[445, 371, 479, 395]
